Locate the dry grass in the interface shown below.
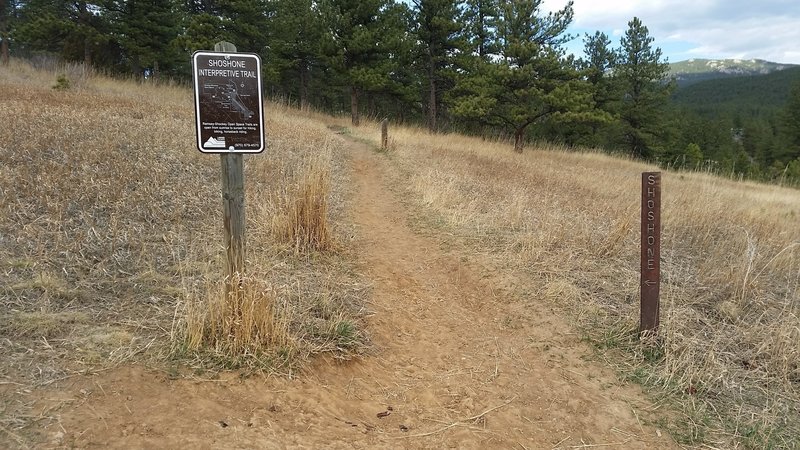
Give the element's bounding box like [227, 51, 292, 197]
[3, 56, 799, 448]
[0, 58, 369, 438]
[176, 275, 292, 366]
[345, 121, 800, 448]
[271, 149, 333, 252]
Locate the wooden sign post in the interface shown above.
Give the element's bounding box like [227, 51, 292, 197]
[214, 42, 244, 285]
[192, 41, 265, 289]
[381, 119, 388, 150]
[640, 172, 661, 336]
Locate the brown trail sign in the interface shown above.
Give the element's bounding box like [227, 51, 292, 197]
[192, 41, 265, 290]
[192, 46, 264, 154]
[640, 172, 661, 336]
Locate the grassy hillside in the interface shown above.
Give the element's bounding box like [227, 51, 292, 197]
[0, 60, 370, 383]
[347, 125, 800, 447]
[1, 60, 799, 448]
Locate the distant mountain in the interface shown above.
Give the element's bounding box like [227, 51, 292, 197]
[672, 66, 800, 117]
[669, 58, 799, 87]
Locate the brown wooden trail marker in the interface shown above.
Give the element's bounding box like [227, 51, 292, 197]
[640, 172, 661, 336]
[192, 41, 265, 291]
[381, 119, 388, 150]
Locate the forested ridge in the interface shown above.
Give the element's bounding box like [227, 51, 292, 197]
[1, 0, 799, 183]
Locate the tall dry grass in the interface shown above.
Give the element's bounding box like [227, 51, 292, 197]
[0, 56, 368, 399]
[176, 275, 292, 366]
[345, 121, 800, 448]
[271, 149, 333, 252]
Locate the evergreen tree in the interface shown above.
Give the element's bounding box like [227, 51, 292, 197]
[581, 32, 617, 114]
[782, 80, 800, 162]
[13, 1, 111, 66]
[175, 1, 270, 58]
[460, 0, 497, 60]
[215, 0, 271, 54]
[615, 17, 672, 158]
[412, 0, 461, 132]
[0, 0, 16, 64]
[320, 0, 392, 126]
[377, 3, 420, 121]
[183, 0, 214, 15]
[264, 0, 322, 109]
[451, 0, 596, 152]
[174, 12, 229, 55]
[109, 0, 182, 78]
[564, 31, 618, 148]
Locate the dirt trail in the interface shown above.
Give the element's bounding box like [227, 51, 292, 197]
[31, 136, 676, 449]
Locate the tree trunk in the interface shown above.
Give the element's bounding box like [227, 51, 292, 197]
[1, 9, 9, 66]
[368, 93, 376, 118]
[83, 38, 92, 67]
[514, 127, 525, 153]
[299, 62, 309, 111]
[132, 56, 142, 80]
[153, 60, 160, 81]
[350, 86, 360, 127]
[78, 2, 92, 67]
[0, 36, 8, 66]
[428, 59, 437, 132]
[397, 98, 405, 123]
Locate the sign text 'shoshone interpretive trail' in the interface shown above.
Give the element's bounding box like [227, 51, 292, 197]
[192, 51, 264, 154]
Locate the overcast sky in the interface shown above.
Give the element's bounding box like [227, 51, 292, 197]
[540, 0, 800, 64]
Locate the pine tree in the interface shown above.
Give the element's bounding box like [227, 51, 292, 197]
[566, 31, 618, 148]
[110, 0, 182, 78]
[581, 32, 617, 113]
[460, 0, 498, 60]
[0, 0, 15, 65]
[174, 12, 229, 55]
[377, 3, 419, 121]
[266, 0, 323, 110]
[0, 0, 13, 65]
[13, 1, 111, 66]
[412, 0, 461, 132]
[451, 0, 595, 152]
[215, 0, 271, 54]
[615, 17, 672, 158]
[320, 0, 392, 126]
[782, 80, 800, 161]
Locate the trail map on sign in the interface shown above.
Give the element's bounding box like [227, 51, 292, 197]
[203, 81, 254, 120]
[192, 51, 265, 153]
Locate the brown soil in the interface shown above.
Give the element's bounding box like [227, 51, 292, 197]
[20, 135, 677, 449]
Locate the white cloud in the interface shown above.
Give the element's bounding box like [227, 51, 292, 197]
[541, 0, 800, 63]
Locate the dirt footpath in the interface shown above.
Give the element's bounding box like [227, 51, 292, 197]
[27, 136, 677, 449]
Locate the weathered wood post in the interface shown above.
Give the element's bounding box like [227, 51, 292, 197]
[640, 172, 662, 336]
[214, 41, 246, 289]
[381, 118, 388, 150]
[193, 41, 264, 298]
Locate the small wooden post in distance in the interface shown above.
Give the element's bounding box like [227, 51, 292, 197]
[215, 41, 246, 288]
[381, 119, 388, 150]
[640, 172, 661, 336]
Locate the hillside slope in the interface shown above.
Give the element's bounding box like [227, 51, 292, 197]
[670, 58, 798, 87]
[672, 66, 800, 116]
[20, 134, 678, 449]
[2, 60, 799, 449]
